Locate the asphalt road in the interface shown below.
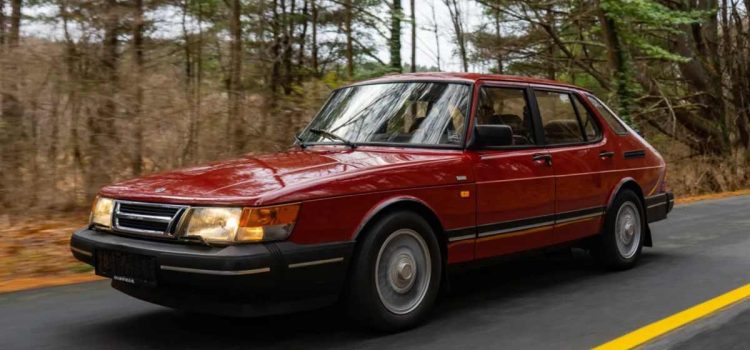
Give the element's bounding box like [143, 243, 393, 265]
[2, 196, 750, 350]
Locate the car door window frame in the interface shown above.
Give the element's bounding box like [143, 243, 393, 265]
[570, 93, 604, 143]
[528, 86, 604, 148]
[469, 81, 545, 150]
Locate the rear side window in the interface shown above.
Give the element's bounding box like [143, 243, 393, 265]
[476, 87, 537, 146]
[586, 95, 629, 135]
[572, 96, 601, 141]
[534, 90, 585, 144]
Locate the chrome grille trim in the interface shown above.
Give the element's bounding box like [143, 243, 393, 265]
[112, 200, 189, 237]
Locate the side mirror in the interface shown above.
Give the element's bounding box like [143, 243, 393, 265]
[475, 125, 513, 147]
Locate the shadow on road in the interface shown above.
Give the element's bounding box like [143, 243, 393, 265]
[70, 249, 666, 349]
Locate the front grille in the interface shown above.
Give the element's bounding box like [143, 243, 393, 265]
[113, 201, 188, 237]
[117, 217, 170, 232]
[119, 203, 181, 217]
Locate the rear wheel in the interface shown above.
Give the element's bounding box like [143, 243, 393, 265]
[346, 211, 442, 331]
[592, 189, 645, 270]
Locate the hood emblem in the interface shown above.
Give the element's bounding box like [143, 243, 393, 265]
[154, 187, 166, 193]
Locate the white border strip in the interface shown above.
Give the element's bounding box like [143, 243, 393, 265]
[448, 234, 476, 242]
[70, 246, 92, 257]
[160, 265, 270, 275]
[288, 257, 344, 269]
[478, 220, 555, 238]
[648, 202, 667, 209]
[555, 211, 605, 224]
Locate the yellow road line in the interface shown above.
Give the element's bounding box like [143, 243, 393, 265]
[593, 283, 750, 350]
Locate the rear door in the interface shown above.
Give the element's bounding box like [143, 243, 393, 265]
[531, 87, 609, 244]
[472, 82, 556, 259]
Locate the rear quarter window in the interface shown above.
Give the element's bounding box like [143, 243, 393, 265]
[586, 95, 629, 135]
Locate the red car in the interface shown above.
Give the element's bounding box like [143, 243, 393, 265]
[71, 73, 673, 330]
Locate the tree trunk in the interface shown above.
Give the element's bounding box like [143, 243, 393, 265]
[344, 0, 354, 78]
[0, 0, 23, 208]
[311, 0, 318, 75]
[132, 0, 145, 176]
[596, 1, 634, 124]
[494, 8, 503, 74]
[228, 0, 244, 151]
[181, 0, 195, 162]
[444, 0, 468, 72]
[0, 0, 5, 46]
[281, 0, 293, 94]
[410, 0, 416, 72]
[431, 4, 441, 71]
[544, 6, 555, 80]
[271, 0, 281, 93]
[87, 0, 120, 198]
[390, 0, 402, 72]
[297, 0, 308, 82]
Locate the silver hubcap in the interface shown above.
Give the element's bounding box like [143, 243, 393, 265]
[375, 229, 431, 315]
[615, 201, 641, 259]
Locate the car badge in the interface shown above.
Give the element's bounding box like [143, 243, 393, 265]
[154, 187, 166, 193]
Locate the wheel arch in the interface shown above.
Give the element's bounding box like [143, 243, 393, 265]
[606, 177, 652, 247]
[350, 196, 449, 271]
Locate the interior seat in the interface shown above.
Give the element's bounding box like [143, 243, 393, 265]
[544, 120, 582, 144]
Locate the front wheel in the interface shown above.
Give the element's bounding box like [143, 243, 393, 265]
[592, 189, 645, 270]
[346, 211, 442, 331]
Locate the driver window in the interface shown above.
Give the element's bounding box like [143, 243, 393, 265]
[476, 87, 537, 146]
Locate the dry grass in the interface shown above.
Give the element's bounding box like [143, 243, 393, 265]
[676, 189, 750, 205]
[0, 212, 92, 284]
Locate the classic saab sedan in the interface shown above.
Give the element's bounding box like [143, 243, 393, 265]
[71, 73, 673, 331]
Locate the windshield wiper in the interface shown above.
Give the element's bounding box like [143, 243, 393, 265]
[308, 128, 357, 148]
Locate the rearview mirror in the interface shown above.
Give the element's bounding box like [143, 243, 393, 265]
[475, 125, 513, 147]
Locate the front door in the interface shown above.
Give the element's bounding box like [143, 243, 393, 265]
[473, 83, 556, 259]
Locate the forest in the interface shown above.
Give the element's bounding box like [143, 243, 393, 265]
[0, 0, 749, 215]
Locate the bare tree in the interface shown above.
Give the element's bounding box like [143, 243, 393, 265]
[228, 0, 244, 151]
[131, 0, 145, 175]
[443, 0, 468, 72]
[344, 0, 354, 78]
[410, 0, 416, 72]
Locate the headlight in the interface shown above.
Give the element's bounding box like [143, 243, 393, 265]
[90, 196, 114, 229]
[183, 204, 300, 244]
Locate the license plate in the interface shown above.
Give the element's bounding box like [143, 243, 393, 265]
[95, 250, 157, 286]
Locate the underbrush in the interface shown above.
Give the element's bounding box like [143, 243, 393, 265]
[654, 136, 750, 196]
[0, 212, 91, 282]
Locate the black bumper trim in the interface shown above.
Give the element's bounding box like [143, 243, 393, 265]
[645, 192, 673, 223]
[70, 228, 355, 316]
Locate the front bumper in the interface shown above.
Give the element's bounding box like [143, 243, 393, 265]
[646, 191, 674, 223]
[70, 228, 354, 316]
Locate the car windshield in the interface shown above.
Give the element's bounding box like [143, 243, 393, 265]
[300, 82, 471, 147]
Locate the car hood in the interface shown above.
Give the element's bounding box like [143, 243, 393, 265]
[99, 147, 469, 206]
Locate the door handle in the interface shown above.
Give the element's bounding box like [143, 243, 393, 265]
[532, 153, 552, 166]
[599, 151, 615, 159]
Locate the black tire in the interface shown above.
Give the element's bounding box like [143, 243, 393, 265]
[346, 211, 442, 332]
[592, 189, 646, 270]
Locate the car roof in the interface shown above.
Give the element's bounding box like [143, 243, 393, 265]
[351, 72, 590, 93]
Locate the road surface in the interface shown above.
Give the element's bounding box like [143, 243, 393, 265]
[2, 196, 750, 349]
